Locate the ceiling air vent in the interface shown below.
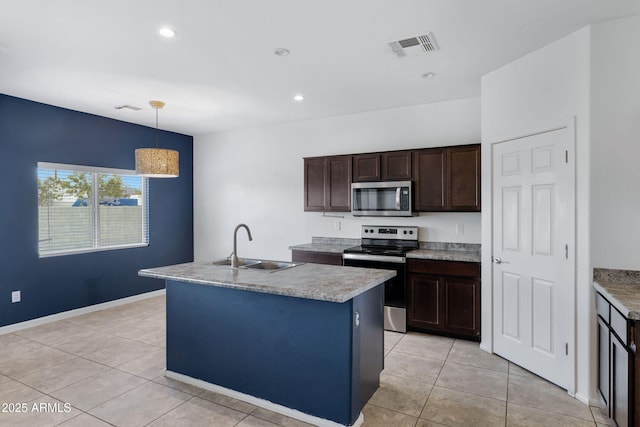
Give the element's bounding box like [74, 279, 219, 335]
[388, 33, 439, 58]
[114, 105, 142, 111]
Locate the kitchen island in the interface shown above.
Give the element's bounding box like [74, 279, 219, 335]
[139, 261, 395, 427]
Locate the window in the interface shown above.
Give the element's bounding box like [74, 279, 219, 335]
[37, 162, 149, 257]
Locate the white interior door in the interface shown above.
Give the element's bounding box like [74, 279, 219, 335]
[492, 125, 575, 390]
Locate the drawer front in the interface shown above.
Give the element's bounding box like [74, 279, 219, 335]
[596, 292, 610, 322]
[407, 259, 480, 277]
[291, 250, 343, 266]
[610, 306, 628, 346]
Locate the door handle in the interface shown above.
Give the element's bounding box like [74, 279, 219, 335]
[493, 257, 510, 264]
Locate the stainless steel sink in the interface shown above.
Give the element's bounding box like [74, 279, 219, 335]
[244, 261, 301, 272]
[212, 258, 302, 272]
[211, 258, 260, 267]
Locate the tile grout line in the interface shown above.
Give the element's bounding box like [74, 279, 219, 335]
[504, 363, 510, 426]
[416, 337, 456, 425]
[3, 323, 171, 425]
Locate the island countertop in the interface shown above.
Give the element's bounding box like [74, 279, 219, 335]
[139, 261, 395, 304]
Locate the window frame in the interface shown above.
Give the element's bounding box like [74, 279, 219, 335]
[37, 162, 149, 258]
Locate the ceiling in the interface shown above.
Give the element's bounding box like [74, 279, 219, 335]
[1, 1, 639, 136]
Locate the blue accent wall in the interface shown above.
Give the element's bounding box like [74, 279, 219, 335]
[0, 94, 194, 327]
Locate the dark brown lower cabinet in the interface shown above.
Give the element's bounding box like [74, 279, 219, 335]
[291, 250, 343, 266]
[407, 259, 480, 340]
[596, 292, 635, 427]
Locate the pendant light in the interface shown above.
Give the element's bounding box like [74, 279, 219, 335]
[135, 100, 179, 178]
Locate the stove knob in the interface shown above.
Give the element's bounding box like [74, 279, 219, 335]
[410, 230, 414, 234]
[364, 229, 369, 233]
[403, 230, 407, 234]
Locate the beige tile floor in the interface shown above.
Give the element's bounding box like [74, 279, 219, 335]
[0, 295, 611, 427]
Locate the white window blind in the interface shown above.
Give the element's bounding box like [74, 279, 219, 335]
[37, 162, 149, 257]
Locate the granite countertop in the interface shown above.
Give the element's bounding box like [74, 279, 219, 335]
[593, 268, 640, 320]
[406, 249, 481, 263]
[291, 237, 481, 263]
[289, 237, 360, 254]
[289, 242, 357, 254]
[139, 261, 395, 304]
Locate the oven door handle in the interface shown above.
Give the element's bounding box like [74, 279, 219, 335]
[343, 253, 406, 264]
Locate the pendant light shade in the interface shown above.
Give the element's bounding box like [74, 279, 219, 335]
[135, 148, 179, 177]
[135, 100, 179, 178]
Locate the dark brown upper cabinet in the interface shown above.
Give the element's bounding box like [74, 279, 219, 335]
[382, 151, 412, 181]
[304, 157, 326, 211]
[304, 155, 352, 212]
[353, 151, 412, 182]
[414, 144, 480, 212]
[447, 145, 481, 211]
[352, 153, 380, 182]
[414, 148, 446, 211]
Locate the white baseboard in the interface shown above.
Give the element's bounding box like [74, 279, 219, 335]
[165, 370, 364, 427]
[0, 289, 166, 335]
[479, 342, 491, 353]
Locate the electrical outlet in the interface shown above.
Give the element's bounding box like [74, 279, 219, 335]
[11, 290, 21, 303]
[456, 224, 464, 234]
[334, 221, 341, 231]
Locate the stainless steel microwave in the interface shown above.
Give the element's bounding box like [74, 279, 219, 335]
[351, 181, 412, 217]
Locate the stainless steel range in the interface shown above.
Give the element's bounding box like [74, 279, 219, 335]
[342, 225, 418, 333]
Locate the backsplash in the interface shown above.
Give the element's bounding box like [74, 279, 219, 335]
[311, 236, 361, 246]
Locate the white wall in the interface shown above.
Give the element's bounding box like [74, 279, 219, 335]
[590, 15, 640, 270]
[481, 27, 591, 401]
[193, 98, 480, 263]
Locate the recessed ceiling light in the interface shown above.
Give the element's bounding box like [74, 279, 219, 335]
[274, 48, 290, 56]
[422, 72, 436, 79]
[293, 94, 304, 102]
[159, 27, 176, 38]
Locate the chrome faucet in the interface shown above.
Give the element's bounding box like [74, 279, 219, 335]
[231, 224, 253, 267]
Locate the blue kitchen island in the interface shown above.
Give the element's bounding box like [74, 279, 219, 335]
[139, 261, 395, 427]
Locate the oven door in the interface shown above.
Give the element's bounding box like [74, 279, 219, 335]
[342, 253, 407, 333]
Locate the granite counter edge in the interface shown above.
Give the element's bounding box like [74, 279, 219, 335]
[406, 250, 481, 263]
[593, 281, 640, 321]
[139, 267, 394, 304]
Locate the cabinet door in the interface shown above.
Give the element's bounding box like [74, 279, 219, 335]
[611, 334, 631, 427]
[304, 157, 326, 211]
[414, 148, 446, 211]
[326, 155, 352, 212]
[408, 274, 442, 330]
[353, 153, 381, 182]
[447, 145, 481, 211]
[382, 151, 412, 181]
[597, 316, 610, 410]
[304, 156, 352, 212]
[443, 276, 480, 337]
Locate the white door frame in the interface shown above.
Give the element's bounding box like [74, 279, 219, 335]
[481, 116, 577, 396]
